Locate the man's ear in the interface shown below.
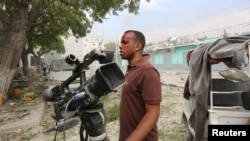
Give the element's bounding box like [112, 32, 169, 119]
[135, 42, 141, 51]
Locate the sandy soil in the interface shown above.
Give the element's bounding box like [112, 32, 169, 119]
[0, 71, 188, 141]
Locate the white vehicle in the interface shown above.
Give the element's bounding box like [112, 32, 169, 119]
[48, 59, 80, 89]
[182, 35, 250, 141]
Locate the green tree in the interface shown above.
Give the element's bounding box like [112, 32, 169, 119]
[0, 0, 149, 100]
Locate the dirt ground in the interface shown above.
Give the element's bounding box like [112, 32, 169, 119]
[0, 71, 187, 141]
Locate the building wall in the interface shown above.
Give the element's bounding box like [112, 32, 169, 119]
[148, 43, 249, 72]
[149, 44, 196, 71]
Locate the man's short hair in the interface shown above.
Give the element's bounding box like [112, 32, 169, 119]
[125, 30, 145, 49]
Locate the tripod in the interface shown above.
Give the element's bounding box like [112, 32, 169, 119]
[79, 103, 110, 141]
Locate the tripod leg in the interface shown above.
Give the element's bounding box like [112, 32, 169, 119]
[79, 123, 87, 141]
[53, 130, 57, 141]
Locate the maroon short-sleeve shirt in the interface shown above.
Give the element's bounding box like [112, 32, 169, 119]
[119, 54, 162, 141]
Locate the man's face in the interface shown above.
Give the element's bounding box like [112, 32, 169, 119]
[119, 32, 137, 60]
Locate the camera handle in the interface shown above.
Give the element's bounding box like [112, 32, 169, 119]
[79, 103, 110, 141]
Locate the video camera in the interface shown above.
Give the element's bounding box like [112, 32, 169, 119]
[42, 49, 125, 141]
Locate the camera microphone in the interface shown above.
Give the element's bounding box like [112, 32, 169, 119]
[43, 117, 80, 134]
[42, 87, 54, 102]
[42, 85, 63, 102]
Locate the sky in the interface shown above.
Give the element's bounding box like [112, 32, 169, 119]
[64, 0, 250, 55]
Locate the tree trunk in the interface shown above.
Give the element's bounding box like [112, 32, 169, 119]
[0, 2, 28, 101]
[36, 55, 42, 73]
[22, 50, 29, 76]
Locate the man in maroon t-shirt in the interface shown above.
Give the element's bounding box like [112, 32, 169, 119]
[119, 30, 162, 141]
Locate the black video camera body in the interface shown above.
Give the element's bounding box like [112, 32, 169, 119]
[42, 49, 125, 141]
